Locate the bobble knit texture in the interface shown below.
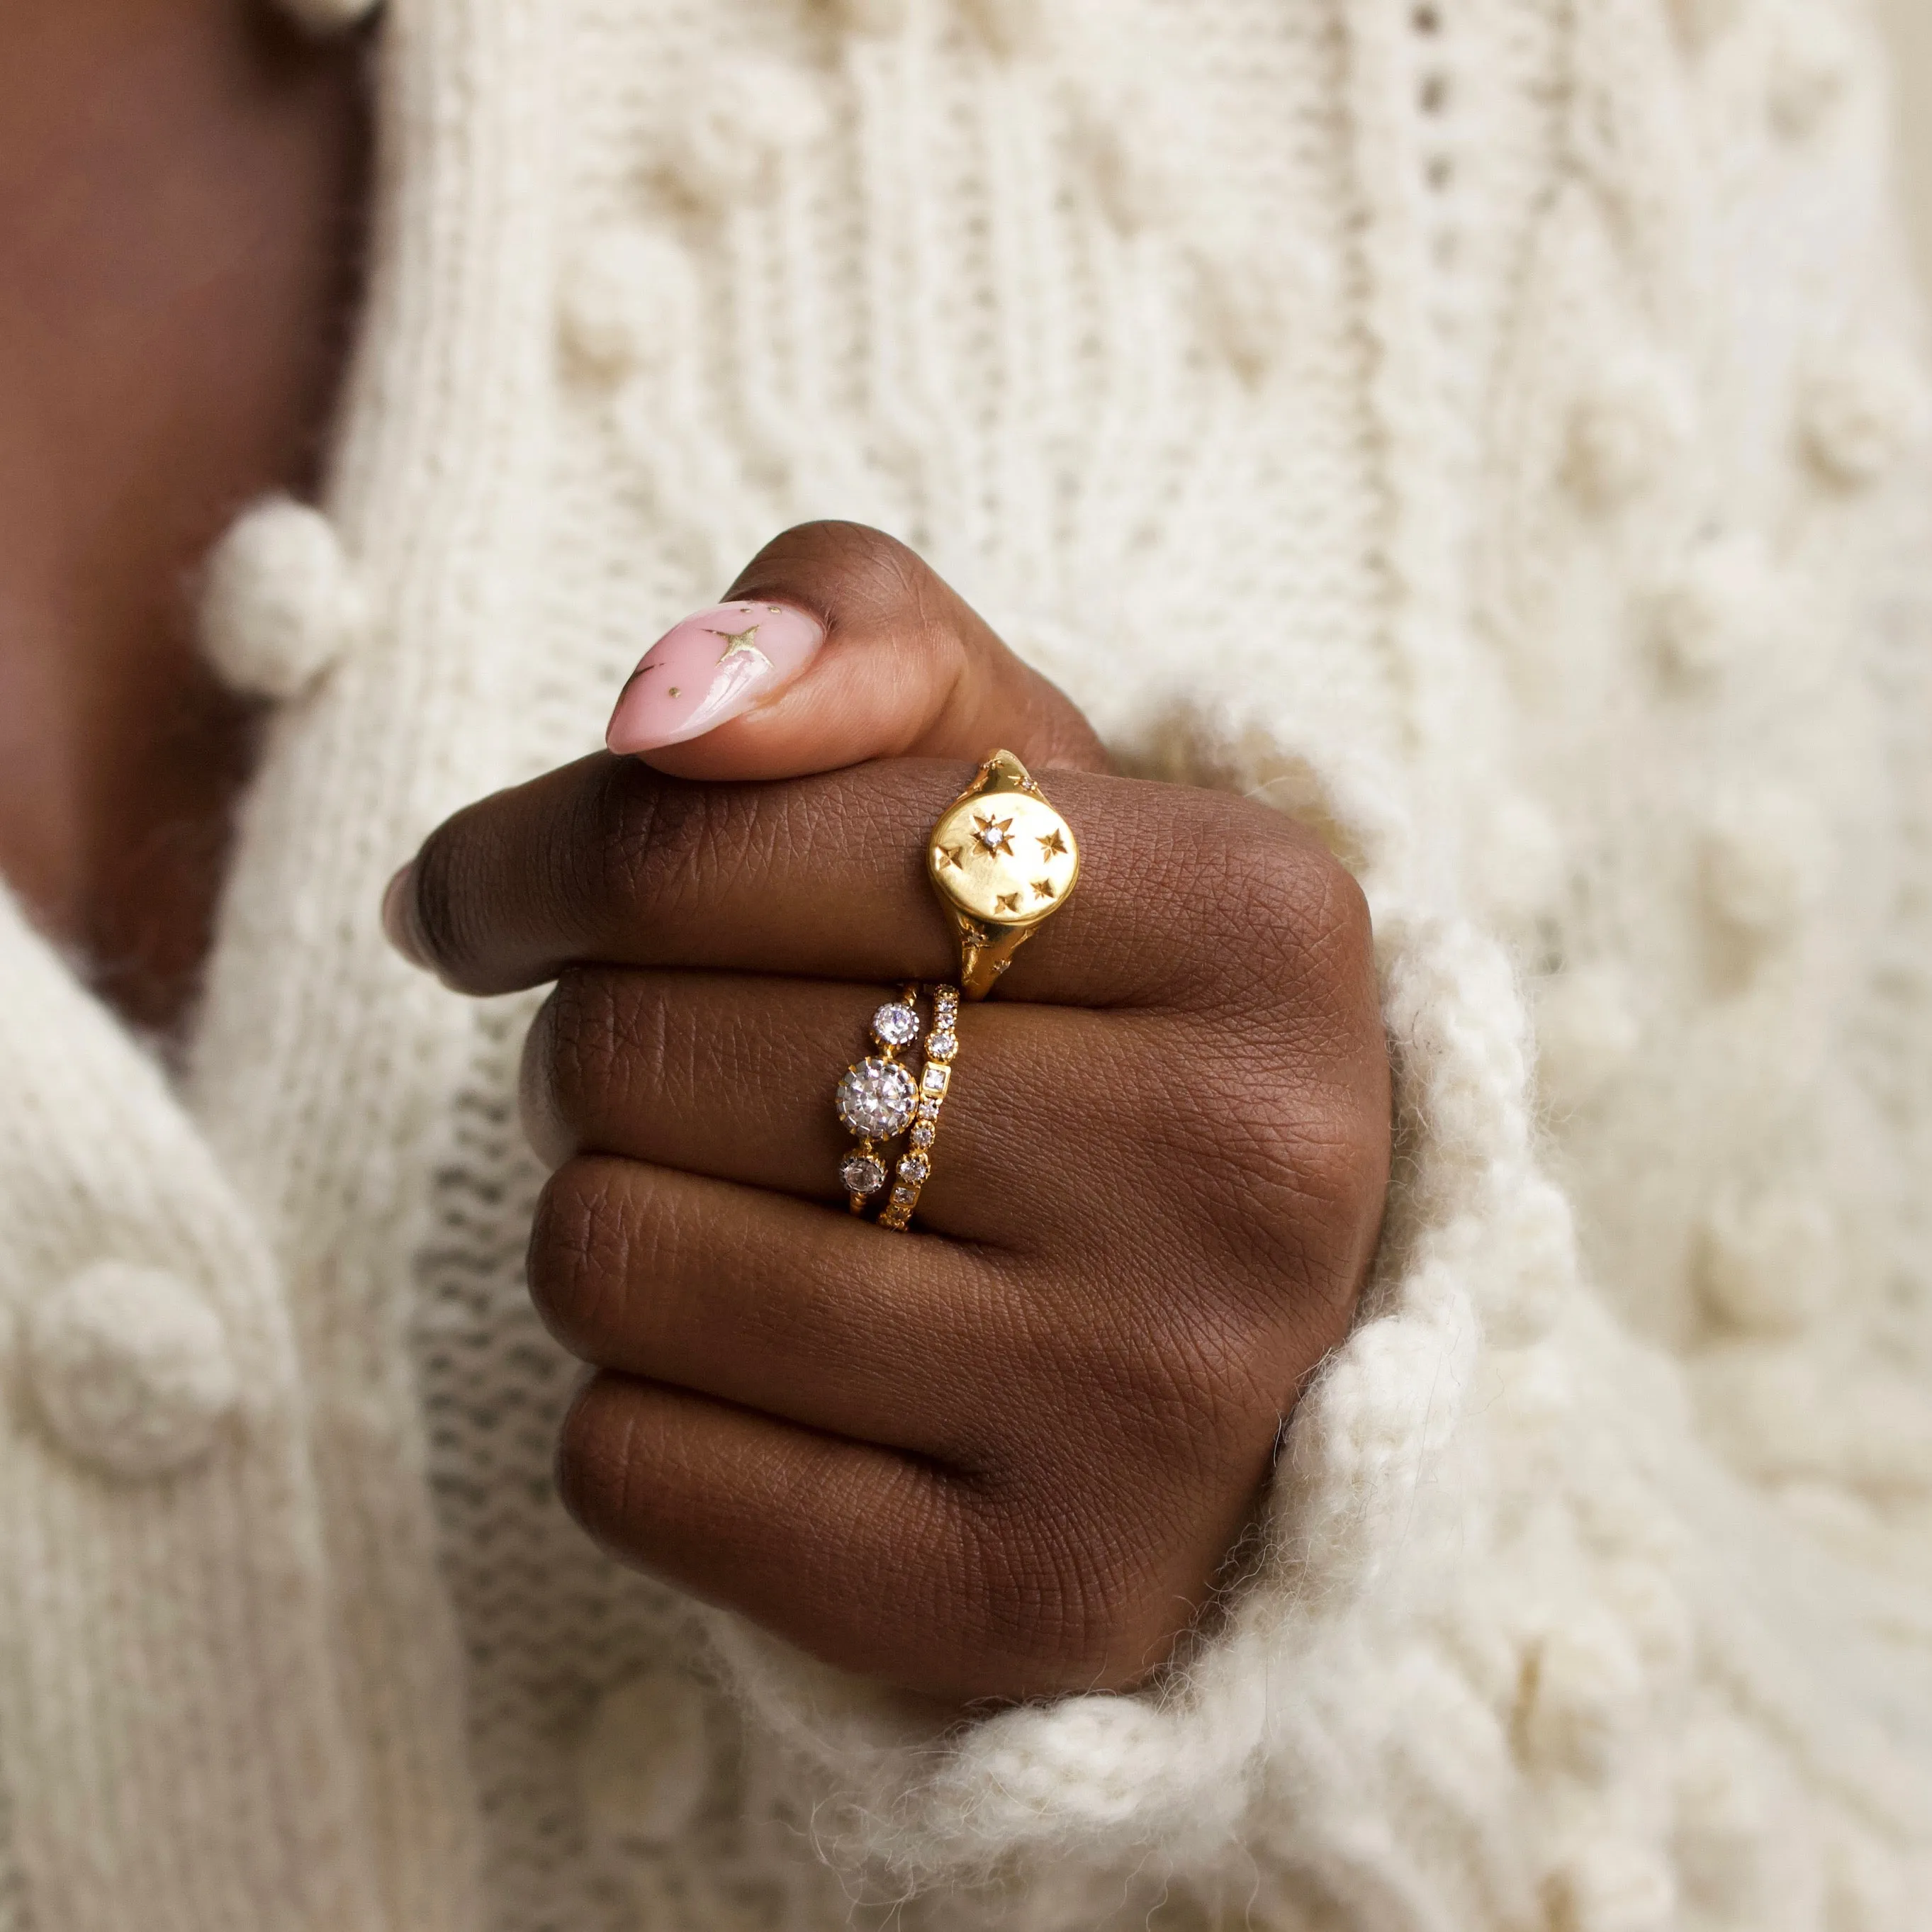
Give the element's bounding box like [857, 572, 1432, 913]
[200, 495, 366, 700]
[24, 1262, 239, 1481]
[1, 1, 1930, 1928]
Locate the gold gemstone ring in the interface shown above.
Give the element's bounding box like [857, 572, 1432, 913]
[926, 751, 1080, 999]
[835, 986, 923, 1211]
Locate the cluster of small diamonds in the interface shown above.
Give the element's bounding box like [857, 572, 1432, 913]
[837, 989, 923, 1207]
[878, 984, 960, 1231]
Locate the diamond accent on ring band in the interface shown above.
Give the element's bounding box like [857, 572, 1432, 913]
[841, 1152, 887, 1198]
[875, 981, 962, 1232]
[871, 1001, 921, 1049]
[837, 1058, 918, 1140]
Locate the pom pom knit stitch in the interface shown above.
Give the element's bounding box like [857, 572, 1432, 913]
[0, 1, 1928, 1927]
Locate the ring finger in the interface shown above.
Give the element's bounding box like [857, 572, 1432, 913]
[521, 967, 1189, 1242]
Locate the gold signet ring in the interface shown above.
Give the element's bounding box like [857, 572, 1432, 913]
[926, 750, 1079, 999]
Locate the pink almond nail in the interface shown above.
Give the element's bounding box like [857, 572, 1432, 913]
[605, 600, 824, 753]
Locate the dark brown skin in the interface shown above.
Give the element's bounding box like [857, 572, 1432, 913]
[0, 0, 366, 1033]
[3, 3, 1392, 1705]
[388, 524, 1393, 1703]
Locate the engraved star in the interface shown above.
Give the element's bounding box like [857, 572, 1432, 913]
[1032, 877, 1055, 900]
[995, 892, 1023, 914]
[1037, 828, 1068, 858]
[934, 844, 965, 870]
[973, 813, 1015, 856]
[707, 624, 773, 673]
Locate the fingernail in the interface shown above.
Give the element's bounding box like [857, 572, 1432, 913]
[605, 600, 824, 754]
[382, 863, 427, 967]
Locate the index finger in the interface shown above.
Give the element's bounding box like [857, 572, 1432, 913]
[383, 752, 1314, 1007]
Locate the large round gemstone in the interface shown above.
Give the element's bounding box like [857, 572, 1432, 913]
[836, 1058, 917, 1140]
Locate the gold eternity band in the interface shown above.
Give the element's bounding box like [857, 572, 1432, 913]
[926, 750, 1080, 999]
[878, 984, 960, 1231]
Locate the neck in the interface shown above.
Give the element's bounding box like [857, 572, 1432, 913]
[0, 0, 369, 1035]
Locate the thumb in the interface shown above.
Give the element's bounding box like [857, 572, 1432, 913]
[603, 521, 1110, 780]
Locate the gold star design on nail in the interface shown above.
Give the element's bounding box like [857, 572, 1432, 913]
[668, 686, 681, 697]
[995, 891, 1022, 914]
[973, 812, 1015, 856]
[934, 844, 964, 870]
[1032, 877, 1055, 900]
[707, 624, 773, 673]
[1037, 828, 1068, 858]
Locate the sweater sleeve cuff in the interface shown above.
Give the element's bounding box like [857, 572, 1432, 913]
[696, 714, 1536, 1881]
[700, 711, 1932, 1922]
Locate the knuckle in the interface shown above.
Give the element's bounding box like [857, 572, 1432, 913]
[406, 810, 488, 979]
[517, 996, 570, 1165]
[953, 1482, 1192, 1694]
[1174, 1056, 1388, 1308]
[578, 760, 771, 940]
[525, 1158, 649, 1359]
[1289, 1096, 1390, 1232]
[1108, 1303, 1281, 1507]
[1150, 1297, 1276, 1437]
[1298, 858, 1379, 1021]
[1205, 1057, 1385, 1220]
[555, 1376, 643, 1550]
[933, 1330, 1269, 1694]
[575, 765, 692, 931]
[577, 759, 677, 914]
[1215, 807, 1369, 993]
[522, 971, 676, 1168]
[534, 969, 640, 1126]
[1167, 806, 1388, 1269]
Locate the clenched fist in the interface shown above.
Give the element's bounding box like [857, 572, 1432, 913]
[385, 524, 1390, 1704]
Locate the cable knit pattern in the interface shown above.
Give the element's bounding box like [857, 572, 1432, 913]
[0, 1, 1928, 1928]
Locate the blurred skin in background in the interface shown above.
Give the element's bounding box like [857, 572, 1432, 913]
[0, 0, 365, 1036]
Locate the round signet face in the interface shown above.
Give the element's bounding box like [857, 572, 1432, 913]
[928, 790, 1079, 928]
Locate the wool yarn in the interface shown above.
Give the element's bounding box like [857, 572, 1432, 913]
[200, 495, 367, 700]
[0, 1, 1928, 1928]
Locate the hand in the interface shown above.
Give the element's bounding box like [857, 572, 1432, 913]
[385, 524, 1391, 1704]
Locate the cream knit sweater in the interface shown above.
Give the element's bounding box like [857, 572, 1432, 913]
[1, 0, 1929, 1927]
